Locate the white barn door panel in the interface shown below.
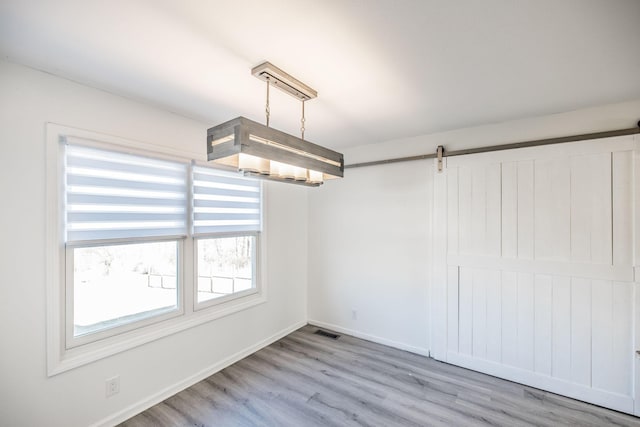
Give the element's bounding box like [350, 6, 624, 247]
[431, 135, 639, 414]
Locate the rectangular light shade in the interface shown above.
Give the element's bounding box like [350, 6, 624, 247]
[207, 117, 344, 187]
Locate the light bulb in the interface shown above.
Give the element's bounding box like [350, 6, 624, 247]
[308, 170, 324, 184]
[293, 166, 307, 181]
[239, 153, 269, 174]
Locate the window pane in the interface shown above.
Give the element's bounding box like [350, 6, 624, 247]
[73, 241, 178, 337]
[197, 236, 255, 303]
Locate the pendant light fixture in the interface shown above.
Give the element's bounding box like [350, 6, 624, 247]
[207, 62, 344, 187]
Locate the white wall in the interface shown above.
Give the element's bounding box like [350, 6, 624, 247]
[308, 161, 432, 354]
[308, 97, 640, 356]
[0, 60, 308, 427]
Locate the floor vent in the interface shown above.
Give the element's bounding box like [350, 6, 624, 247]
[314, 329, 340, 339]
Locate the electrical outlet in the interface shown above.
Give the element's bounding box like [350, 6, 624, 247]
[105, 375, 120, 398]
[352, 309, 357, 320]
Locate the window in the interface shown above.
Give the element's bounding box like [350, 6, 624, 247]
[192, 166, 261, 308]
[64, 144, 187, 346]
[46, 125, 265, 375]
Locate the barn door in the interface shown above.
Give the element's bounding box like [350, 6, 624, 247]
[431, 134, 640, 415]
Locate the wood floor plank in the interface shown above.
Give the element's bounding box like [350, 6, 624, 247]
[120, 326, 640, 427]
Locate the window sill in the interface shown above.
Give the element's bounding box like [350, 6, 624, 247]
[48, 292, 266, 376]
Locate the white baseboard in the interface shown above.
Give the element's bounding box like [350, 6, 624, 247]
[307, 319, 430, 357]
[91, 320, 307, 427]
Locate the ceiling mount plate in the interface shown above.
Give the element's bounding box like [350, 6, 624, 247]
[252, 61, 317, 101]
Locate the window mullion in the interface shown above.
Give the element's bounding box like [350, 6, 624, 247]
[184, 161, 195, 315]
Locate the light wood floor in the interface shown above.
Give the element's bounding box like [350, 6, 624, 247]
[121, 325, 640, 426]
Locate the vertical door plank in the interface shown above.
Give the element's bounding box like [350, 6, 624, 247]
[458, 267, 474, 356]
[471, 166, 487, 255]
[570, 155, 594, 263]
[447, 167, 459, 255]
[517, 273, 535, 371]
[486, 163, 502, 257]
[472, 269, 487, 359]
[570, 153, 612, 264]
[501, 271, 518, 367]
[552, 275, 571, 381]
[611, 281, 633, 396]
[591, 279, 612, 391]
[570, 277, 592, 386]
[535, 158, 570, 261]
[458, 167, 473, 255]
[588, 153, 612, 265]
[613, 151, 632, 267]
[446, 266, 459, 353]
[501, 161, 518, 258]
[534, 274, 552, 376]
[485, 269, 502, 363]
[517, 161, 534, 259]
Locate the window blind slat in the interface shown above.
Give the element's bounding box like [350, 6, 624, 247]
[66, 175, 187, 193]
[67, 156, 185, 179]
[66, 194, 186, 207]
[68, 212, 187, 222]
[193, 213, 260, 222]
[193, 172, 260, 191]
[67, 144, 184, 171]
[193, 199, 260, 210]
[192, 166, 261, 236]
[65, 144, 188, 244]
[192, 224, 261, 235]
[192, 185, 261, 200]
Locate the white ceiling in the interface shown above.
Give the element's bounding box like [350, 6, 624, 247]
[1, 0, 639, 150]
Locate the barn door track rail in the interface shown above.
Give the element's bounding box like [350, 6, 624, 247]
[345, 120, 640, 171]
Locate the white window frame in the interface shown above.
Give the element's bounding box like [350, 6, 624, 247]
[193, 232, 261, 311]
[64, 238, 185, 349]
[45, 123, 267, 376]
